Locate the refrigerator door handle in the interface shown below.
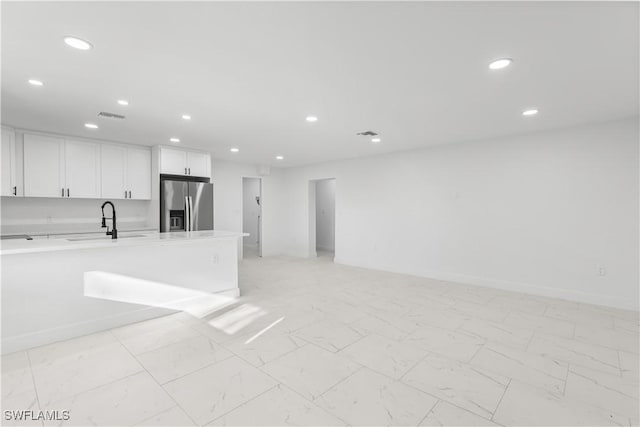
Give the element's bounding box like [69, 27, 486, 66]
[185, 196, 190, 231]
[189, 196, 194, 231]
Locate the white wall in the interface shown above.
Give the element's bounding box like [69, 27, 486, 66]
[242, 178, 261, 245]
[315, 179, 335, 252]
[211, 160, 285, 258]
[277, 118, 639, 310]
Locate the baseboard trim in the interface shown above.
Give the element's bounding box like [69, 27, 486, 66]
[333, 257, 638, 311]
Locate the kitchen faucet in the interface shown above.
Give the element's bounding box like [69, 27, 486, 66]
[101, 201, 118, 239]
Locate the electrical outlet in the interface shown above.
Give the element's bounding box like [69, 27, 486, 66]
[598, 266, 607, 276]
[212, 254, 219, 264]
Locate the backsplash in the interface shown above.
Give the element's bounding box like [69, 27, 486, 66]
[0, 197, 152, 227]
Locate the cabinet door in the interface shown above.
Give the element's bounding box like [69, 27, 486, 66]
[65, 140, 101, 198]
[1, 128, 16, 196]
[126, 147, 151, 200]
[160, 148, 187, 175]
[186, 151, 210, 178]
[101, 144, 127, 199]
[23, 133, 65, 197]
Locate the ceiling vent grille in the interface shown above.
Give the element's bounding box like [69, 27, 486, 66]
[356, 130, 378, 136]
[98, 112, 126, 119]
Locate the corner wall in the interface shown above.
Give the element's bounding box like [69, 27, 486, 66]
[211, 160, 285, 258]
[277, 118, 639, 310]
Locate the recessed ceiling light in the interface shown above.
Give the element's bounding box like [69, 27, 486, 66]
[305, 116, 318, 122]
[28, 79, 43, 86]
[275, 155, 284, 160]
[169, 138, 180, 143]
[522, 109, 539, 116]
[117, 100, 129, 106]
[182, 114, 191, 120]
[64, 36, 92, 51]
[84, 123, 98, 129]
[230, 148, 239, 153]
[371, 138, 381, 143]
[489, 58, 512, 70]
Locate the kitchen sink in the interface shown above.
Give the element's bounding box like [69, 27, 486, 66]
[66, 234, 147, 242]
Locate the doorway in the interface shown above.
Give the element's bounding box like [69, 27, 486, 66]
[310, 178, 336, 260]
[242, 177, 262, 258]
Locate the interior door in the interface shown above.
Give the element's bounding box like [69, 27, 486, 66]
[161, 180, 188, 232]
[189, 182, 214, 231]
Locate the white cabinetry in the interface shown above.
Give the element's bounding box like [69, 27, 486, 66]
[159, 147, 210, 178]
[126, 147, 151, 200]
[23, 134, 65, 197]
[186, 151, 211, 177]
[101, 145, 127, 199]
[24, 135, 100, 198]
[1, 127, 17, 196]
[64, 140, 101, 198]
[100, 145, 151, 200]
[22, 132, 152, 200]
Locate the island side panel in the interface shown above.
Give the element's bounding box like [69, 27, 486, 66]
[1, 237, 239, 353]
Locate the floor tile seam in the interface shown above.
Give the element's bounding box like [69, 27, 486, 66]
[112, 329, 200, 427]
[567, 368, 640, 400]
[130, 328, 219, 358]
[310, 365, 367, 402]
[490, 378, 512, 422]
[250, 344, 364, 407]
[37, 367, 146, 409]
[478, 345, 569, 381]
[24, 350, 44, 427]
[219, 335, 307, 371]
[202, 383, 282, 426]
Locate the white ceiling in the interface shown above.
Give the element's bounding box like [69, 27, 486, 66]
[2, 2, 638, 167]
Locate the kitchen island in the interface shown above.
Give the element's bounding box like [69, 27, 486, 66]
[1, 230, 246, 353]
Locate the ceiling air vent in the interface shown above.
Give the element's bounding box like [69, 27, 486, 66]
[98, 112, 126, 120]
[356, 130, 378, 136]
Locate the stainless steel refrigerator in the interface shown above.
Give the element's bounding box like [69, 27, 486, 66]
[160, 179, 214, 232]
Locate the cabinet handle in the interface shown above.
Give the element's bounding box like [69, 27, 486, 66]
[12, 186, 16, 196]
[61, 188, 65, 197]
[188, 168, 191, 175]
[128, 190, 132, 198]
[67, 188, 70, 197]
[184, 167, 187, 175]
[124, 190, 128, 198]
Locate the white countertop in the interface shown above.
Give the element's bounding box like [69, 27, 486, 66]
[1, 230, 248, 255]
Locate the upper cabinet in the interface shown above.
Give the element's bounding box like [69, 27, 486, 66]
[23, 134, 66, 197]
[22, 132, 151, 200]
[101, 145, 127, 199]
[24, 135, 100, 198]
[186, 151, 211, 178]
[1, 127, 17, 196]
[126, 147, 151, 200]
[64, 139, 101, 198]
[159, 147, 211, 178]
[101, 145, 151, 200]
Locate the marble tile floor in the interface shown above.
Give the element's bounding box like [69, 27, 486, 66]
[2, 255, 639, 426]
